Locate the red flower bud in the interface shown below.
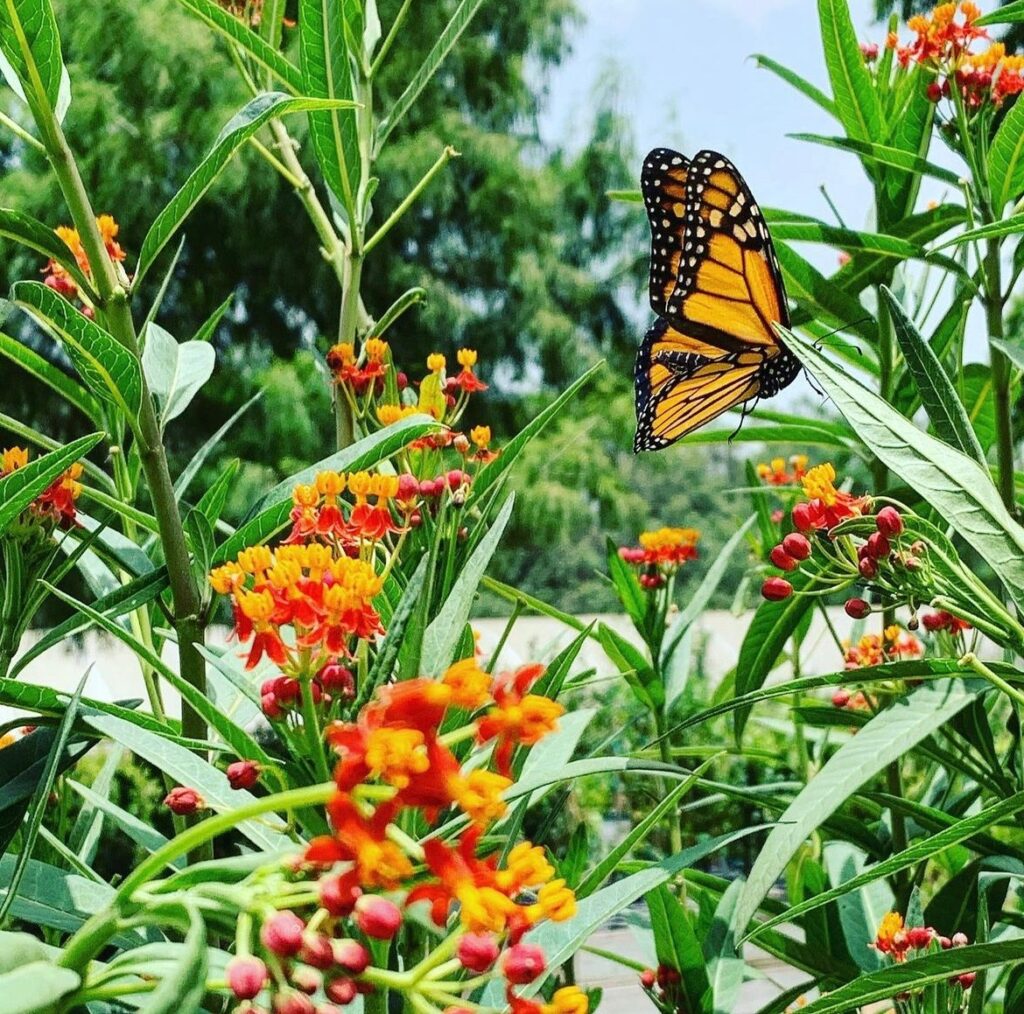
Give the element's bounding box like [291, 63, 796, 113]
[273, 676, 301, 703]
[396, 371, 408, 390]
[844, 598, 871, 619]
[875, 506, 903, 538]
[860, 41, 879, 61]
[447, 469, 468, 490]
[164, 786, 204, 815]
[319, 877, 361, 918]
[226, 759, 261, 791]
[907, 926, 934, 949]
[927, 80, 943, 102]
[453, 434, 471, 454]
[832, 689, 851, 708]
[274, 993, 315, 1014]
[261, 911, 306, 957]
[325, 978, 358, 1005]
[922, 611, 948, 632]
[865, 532, 890, 559]
[291, 966, 322, 995]
[792, 502, 815, 531]
[501, 943, 546, 984]
[957, 972, 976, 989]
[332, 939, 371, 975]
[952, 932, 969, 947]
[761, 577, 793, 601]
[227, 956, 268, 1000]
[396, 473, 419, 501]
[457, 932, 500, 972]
[354, 895, 402, 939]
[769, 546, 798, 571]
[262, 693, 283, 719]
[640, 968, 657, 990]
[318, 664, 355, 698]
[301, 933, 335, 969]
[782, 533, 812, 560]
[858, 557, 878, 579]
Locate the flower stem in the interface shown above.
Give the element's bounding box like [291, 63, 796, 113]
[984, 236, 1015, 513]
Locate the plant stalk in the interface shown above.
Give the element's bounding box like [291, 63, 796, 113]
[984, 237, 1015, 513]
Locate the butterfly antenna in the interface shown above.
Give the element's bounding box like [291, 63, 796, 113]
[728, 397, 758, 443]
[811, 316, 872, 358]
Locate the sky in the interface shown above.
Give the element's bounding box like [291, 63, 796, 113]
[541, 0, 891, 231]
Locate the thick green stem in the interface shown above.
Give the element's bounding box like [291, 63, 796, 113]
[653, 709, 684, 859]
[40, 111, 208, 745]
[335, 253, 364, 450]
[985, 237, 1015, 512]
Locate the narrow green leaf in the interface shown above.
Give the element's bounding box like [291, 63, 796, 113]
[934, 212, 1024, 249]
[0, 209, 96, 300]
[10, 282, 142, 421]
[0, 333, 101, 424]
[174, 391, 260, 499]
[798, 940, 1024, 1013]
[731, 679, 981, 939]
[421, 494, 514, 676]
[988, 83, 1024, 213]
[299, 0, 361, 210]
[0, 0, 68, 118]
[782, 325, 1024, 614]
[976, 0, 1024, 24]
[648, 885, 711, 1012]
[0, 431, 102, 537]
[753, 54, 837, 118]
[218, 415, 438, 562]
[173, 0, 303, 92]
[880, 286, 985, 463]
[136, 93, 355, 285]
[792, 133, 960, 186]
[376, 0, 489, 147]
[817, 0, 882, 144]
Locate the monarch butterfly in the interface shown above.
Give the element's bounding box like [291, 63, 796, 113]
[633, 147, 800, 453]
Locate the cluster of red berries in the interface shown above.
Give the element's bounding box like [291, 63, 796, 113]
[639, 964, 684, 1013]
[921, 609, 971, 634]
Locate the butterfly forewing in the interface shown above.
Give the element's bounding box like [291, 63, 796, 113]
[641, 148, 691, 320]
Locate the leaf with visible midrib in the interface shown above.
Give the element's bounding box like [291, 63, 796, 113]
[881, 287, 985, 463]
[136, 93, 355, 285]
[781, 325, 1024, 614]
[987, 88, 1024, 214]
[817, 0, 882, 145]
[0, 0, 67, 115]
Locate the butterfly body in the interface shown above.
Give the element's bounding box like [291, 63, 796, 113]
[634, 147, 799, 452]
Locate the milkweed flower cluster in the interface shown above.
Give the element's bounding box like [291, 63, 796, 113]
[205, 659, 584, 1013]
[755, 461, 1016, 651]
[842, 625, 922, 670]
[42, 214, 126, 311]
[873, 912, 975, 1009]
[880, 2, 1024, 107]
[756, 454, 809, 486]
[1, 446, 83, 533]
[618, 527, 700, 590]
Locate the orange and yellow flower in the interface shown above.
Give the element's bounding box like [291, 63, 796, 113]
[792, 463, 870, 532]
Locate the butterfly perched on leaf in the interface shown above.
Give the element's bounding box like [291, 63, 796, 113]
[633, 147, 800, 453]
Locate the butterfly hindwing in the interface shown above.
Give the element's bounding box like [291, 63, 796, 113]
[641, 148, 691, 320]
[634, 319, 762, 452]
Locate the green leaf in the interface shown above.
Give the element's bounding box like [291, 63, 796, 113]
[748, 791, 1024, 946]
[731, 679, 981, 939]
[753, 54, 837, 118]
[934, 212, 1024, 249]
[366, 557, 426, 690]
[976, 0, 1024, 24]
[218, 415, 438, 562]
[141, 322, 215, 427]
[0, 209, 96, 300]
[822, 842, 893, 972]
[0, 673, 86, 922]
[0, 0, 68, 119]
[299, 0, 361, 212]
[80, 711, 287, 850]
[0, 431, 103, 537]
[136, 93, 355, 285]
[605, 535, 646, 630]
[599, 620, 660, 711]
[880, 286, 985, 463]
[376, 0, 489, 147]
[798, 940, 1024, 1013]
[817, 0, 882, 145]
[648, 885, 711, 1012]
[791, 133, 960, 186]
[474, 362, 601, 503]
[138, 909, 208, 1014]
[733, 563, 818, 740]
[194, 456, 237, 526]
[992, 337, 1024, 372]
[682, 422, 861, 449]
[0, 331, 101, 424]
[782, 325, 1024, 614]
[421, 494, 514, 676]
[10, 282, 142, 422]
[987, 85, 1024, 214]
[0, 961, 80, 1014]
[173, 0, 303, 92]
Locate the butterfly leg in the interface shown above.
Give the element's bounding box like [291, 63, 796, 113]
[727, 395, 759, 443]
